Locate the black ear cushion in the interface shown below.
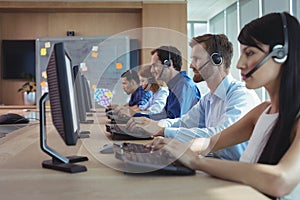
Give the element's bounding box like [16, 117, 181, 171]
[211, 53, 222, 66]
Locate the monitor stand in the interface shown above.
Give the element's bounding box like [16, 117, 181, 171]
[39, 93, 88, 173]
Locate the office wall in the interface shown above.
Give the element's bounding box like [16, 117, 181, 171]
[0, 2, 187, 105]
[142, 3, 188, 70]
[262, 0, 289, 14]
[209, 2, 240, 81]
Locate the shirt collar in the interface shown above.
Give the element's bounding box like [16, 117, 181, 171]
[167, 72, 182, 89]
[212, 74, 234, 101]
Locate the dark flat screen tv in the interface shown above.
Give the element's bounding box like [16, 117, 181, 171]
[1, 40, 36, 79]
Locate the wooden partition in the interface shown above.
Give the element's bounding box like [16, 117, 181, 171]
[0, 1, 187, 105]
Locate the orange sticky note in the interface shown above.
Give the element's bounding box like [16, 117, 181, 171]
[116, 62, 123, 69]
[91, 52, 98, 58]
[40, 81, 47, 87]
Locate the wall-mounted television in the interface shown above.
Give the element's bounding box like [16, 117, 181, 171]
[1, 40, 36, 79]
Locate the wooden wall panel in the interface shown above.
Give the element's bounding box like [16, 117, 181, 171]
[141, 2, 187, 69]
[0, 12, 141, 105]
[0, 2, 186, 105]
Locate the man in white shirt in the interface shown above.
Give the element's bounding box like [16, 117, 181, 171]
[126, 34, 261, 160]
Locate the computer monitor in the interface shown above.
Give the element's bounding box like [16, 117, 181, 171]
[39, 42, 88, 173]
[73, 65, 93, 124]
[82, 75, 95, 113]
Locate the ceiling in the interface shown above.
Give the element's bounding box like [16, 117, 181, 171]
[0, 0, 237, 21]
[187, 0, 237, 21]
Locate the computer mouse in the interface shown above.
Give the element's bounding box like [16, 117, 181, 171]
[0, 113, 29, 124]
[100, 143, 114, 154]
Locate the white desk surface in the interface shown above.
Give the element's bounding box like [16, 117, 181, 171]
[0, 110, 270, 200]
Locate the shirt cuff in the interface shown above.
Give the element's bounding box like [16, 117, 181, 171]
[164, 127, 179, 138]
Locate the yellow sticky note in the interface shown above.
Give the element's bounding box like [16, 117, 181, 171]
[91, 52, 98, 58]
[116, 62, 123, 69]
[45, 42, 51, 48]
[105, 91, 113, 98]
[40, 48, 47, 56]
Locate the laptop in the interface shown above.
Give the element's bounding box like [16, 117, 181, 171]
[113, 142, 195, 175]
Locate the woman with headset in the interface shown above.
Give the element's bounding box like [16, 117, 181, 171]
[128, 64, 169, 115]
[148, 12, 300, 199]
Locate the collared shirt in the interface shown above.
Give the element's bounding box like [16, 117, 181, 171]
[138, 86, 169, 114]
[180, 71, 201, 100]
[128, 86, 152, 107]
[161, 74, 261, 160]
[149, 71, 200, 120]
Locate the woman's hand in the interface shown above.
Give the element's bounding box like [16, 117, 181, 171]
[145, 137, 203, 169]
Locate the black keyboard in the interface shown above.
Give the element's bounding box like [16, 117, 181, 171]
[105, 122, 152, 140]
[113, 142, 195, 175]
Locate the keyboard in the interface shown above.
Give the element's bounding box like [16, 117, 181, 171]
[113, 142, 195, 175]
[105, 122, 152, 140]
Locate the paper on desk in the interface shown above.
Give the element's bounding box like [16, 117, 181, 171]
[94, 88, 113, 108]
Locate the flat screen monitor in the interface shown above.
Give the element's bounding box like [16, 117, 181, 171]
[1, 40, 36, 79]
[39, 42, 88, 173]
[73, 66, 93, 124]
[82, 75, 93, 112]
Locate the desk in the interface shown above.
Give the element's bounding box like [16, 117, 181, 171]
[0, 110, 270, 200]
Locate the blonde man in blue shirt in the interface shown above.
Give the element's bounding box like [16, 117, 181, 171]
[126, 34, 261, 161]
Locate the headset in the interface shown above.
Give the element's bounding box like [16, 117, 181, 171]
[210, 35, 223, 66]
[245, 12, 288, 78]
[163, 46, 171, 67]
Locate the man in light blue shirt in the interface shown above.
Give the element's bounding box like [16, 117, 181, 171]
[126, 34, 261, 161]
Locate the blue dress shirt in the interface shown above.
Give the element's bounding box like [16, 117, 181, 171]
[161, 74, 261, 160]
[128, 86, 152, 107]
[147, 71, 200, 120]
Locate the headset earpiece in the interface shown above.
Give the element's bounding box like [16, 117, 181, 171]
[272, 44, 287, 63]
[163, 46, 171, 67]
[163, 59, 170, 67]
[210, 35, 223, 66]
[272, 13, 288, 64]
[211, 53, 222, 66]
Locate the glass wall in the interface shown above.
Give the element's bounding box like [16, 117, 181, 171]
[187, 21, 209, 95]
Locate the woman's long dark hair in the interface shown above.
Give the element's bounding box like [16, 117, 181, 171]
[238, 12, 300, 199]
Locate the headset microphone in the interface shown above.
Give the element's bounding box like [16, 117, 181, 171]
[145, 77, 154, 90]
[245, 13, 288, 78]
[245, 52, 276, 78]
[157, 65, 165, 80]
[198, 60, 210, 71]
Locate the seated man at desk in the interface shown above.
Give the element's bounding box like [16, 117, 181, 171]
[126, 34, 261, 161]
[111, 69, 152, 109]
[118, 46, 200, 120]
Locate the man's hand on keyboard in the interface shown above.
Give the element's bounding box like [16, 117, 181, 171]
[117, 106, 137, 118]
[126, 117, 164, 137]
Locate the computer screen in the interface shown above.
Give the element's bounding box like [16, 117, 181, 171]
[73, 65, 88, 123]
[72, 66, 93, 124]
[40, 42, 88, 173]
[46, 42, 79, 145]
[82, 75, 93, 112]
